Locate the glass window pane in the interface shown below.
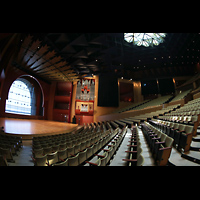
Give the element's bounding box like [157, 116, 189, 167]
[5, 80, 32, 115]
[124, 33, 166, 47]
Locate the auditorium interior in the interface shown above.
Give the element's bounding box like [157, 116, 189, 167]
[1, 33, 200, 166]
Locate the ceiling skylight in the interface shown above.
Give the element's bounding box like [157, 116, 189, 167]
[124, 33, 167, 47]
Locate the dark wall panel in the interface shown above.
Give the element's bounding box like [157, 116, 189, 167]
[158, 78, 175, 95]
[98, 73, 119, 107]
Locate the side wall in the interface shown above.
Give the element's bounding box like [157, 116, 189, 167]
[0, 65, 51, 120]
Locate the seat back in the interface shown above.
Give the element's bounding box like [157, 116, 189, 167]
[47, 151, 59, 165]
[173, 123, 179, 130]
[191, 115, 198, 123]
[157, 131, 162, 138]
[100, 152, 108, 166]
[95, 158, 101, 166]
[170, 122, 175, 128]
[68, 153, 79, 166]
[52, 158, 69, 166]
[58, 148, 68, 160]
[165, 136, 174, 147]
[137, 154, 144, 166]
[160, 132, 167, 142]
[137, 146, 143, 159]
[43, 146, 52, 155]
[33, 148, 43, 158]
[74, 143, 81, 154]
[79, 149, 87, 164]
[67, 145, 75, 157]
[178, 124, 186, 132]
[86, 144, 94, 158]
[35, 154, 48, 166]
[184, 125, 194, 134]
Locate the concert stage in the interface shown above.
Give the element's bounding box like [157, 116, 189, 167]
[0, 118, 79, 139]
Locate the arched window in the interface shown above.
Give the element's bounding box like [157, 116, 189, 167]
[5, 78, 36, 115]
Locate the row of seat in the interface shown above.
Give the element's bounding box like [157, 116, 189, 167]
[141, 122, 174, 166]
[32, 131, 102, 153]
[32, 122, 111, 158]
[32, 126, 85, 145]
[165, 95, 200, 116]
[115, 104, 181, 126]
[158, 115, 199, 126]
[32, 121, 110, 148]
[170, 89, 191, 102]
[84, 126, 128, 166]
[122, 126, 144, 166]
[158, 115, 199, 136]
[31, 123, 120, 166]
[149, 119, 194, 152]
[0, 132, 23, 164]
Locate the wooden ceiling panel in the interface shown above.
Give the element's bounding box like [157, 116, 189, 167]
[29, 40, 41, 53]
[13, 35, 79, 82]
[32, 60, 52, 71]
[27, 53, 41, 67]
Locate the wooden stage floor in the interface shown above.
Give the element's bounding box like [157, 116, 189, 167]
[0, 118, 78, 139]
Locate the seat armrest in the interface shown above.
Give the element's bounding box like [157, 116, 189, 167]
[31, 156, 36, 162]
[125, 150, 137, 153]
[46, 161, 50, 166]
[155, 141, 165, 144]
[102, 149, 109, 152]
[95, 154, 105, 158]
[85, 161, 98, 166]
[152, 137, 161, 140]
[122, 159, 137, 162]
[149, 134, 158, 137]
[159, 147, 172, 151]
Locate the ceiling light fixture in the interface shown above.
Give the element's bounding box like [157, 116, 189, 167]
[124, 33, 166, 47]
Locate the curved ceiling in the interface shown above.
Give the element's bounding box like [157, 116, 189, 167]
[2, 33, 200, 82]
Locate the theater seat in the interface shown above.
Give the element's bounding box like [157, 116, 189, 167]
[68, 153, 79, 166]
[47, 151, 59, 165]
[85, 158, 101, 166]
[137, 154, 144, 166]
[156, 136, 174, 166]
[52, 158, 69, 166]
[32, 154, 48, 166]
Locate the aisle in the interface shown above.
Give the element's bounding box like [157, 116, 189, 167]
[136, 126, 155, 166]
[110, 127, 155, 166]
[110, 128, 131, 166]
[8, 140, 34, 166]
